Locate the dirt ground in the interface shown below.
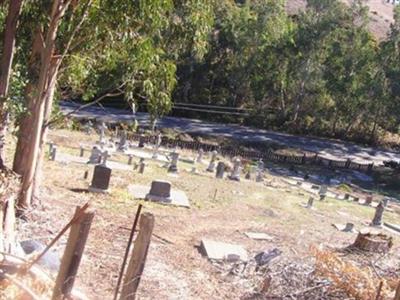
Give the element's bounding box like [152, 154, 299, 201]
[9, 129, 400, 299]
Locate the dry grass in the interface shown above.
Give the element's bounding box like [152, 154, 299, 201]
[6, 128, 400, 299]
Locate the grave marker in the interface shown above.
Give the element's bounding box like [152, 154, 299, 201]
[371, 201, 385, 227]
[229, 158, 241, 181]
[216, 162, 225, 179]
[206, 150, 218, 172]
[89, 165, 112, 193]
[145, 180, 171, 202]
[168, 151, 179, 173]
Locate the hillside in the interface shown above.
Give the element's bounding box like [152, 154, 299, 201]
[286, 0, 395, 40]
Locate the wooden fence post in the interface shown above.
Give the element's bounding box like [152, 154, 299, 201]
[120, 213, 155, 300]
[52, 206, 95, 300]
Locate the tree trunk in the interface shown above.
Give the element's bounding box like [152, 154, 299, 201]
[18, 0, 70, 210]
[0, 0, 23, 165]
[13, 30, 44, 176]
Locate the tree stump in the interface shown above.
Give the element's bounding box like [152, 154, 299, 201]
[353, 232, 393, 253]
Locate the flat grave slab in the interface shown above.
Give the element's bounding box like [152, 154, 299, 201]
[244, 232, 273, 241]
[128, 184, 190, 208]
[200, 239, 248, 261]
[55, 153, 131, 171]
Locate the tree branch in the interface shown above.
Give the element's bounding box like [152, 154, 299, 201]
[45, 85, 125, 128]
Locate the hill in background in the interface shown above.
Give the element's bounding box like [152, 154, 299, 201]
[286, 0, 395, 40]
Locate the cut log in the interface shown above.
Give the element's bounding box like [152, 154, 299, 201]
[353, 232, 393, 253]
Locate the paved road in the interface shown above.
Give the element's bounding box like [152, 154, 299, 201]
[60, 101, 399, 165]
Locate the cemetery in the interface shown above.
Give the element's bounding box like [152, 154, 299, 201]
[1, 1, 400, 299]
[4, 123, 398, 299]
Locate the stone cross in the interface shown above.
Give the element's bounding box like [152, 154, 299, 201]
[196, 149, 204, 163]
[206, 150, 218, 172]
[168, 151, 179, 173]
[145, 180, 172, 202]
[98, 122, 107, 144]
[371, 201, 385, 226]
[101, 150, 111, 166]
[139, 158, 146, 174]
[88, 146, 102, 164]
[216, 162, 225, 179]
[229, 158, 241, 181]
[89, 164, 112, 193]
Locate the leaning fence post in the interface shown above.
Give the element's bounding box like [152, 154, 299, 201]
[120, 213, 155, 300]
[52, 206, 95, 300]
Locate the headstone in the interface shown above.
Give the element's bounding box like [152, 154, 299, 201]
[191, 167, 197, 174]
[118, 130, 128, 151]
[245, 171, 251, 180]
[88, 146, 102, 164]
[382, 197, 390, 207]
[229, 158, 241, 181]
[89, 165, 112, 193]
[50, 146, 57, 161]
[307, 197, 314, 208]
[256, 159, 264, 182]
[168, 151, 179, 173]
[84, 121, 92, 135]
[371, 201, 385, 227]
[145, 180, 171, 202]
[138, 134, 145, 148]
[196, 149, 204, 163]
[128, 155, 133, 165]
[138, 158, 146, 174]
[216, 162, 225, 179]
[344, 193, 350, 200]
[80, 146, 85, 157]
[365, 195, 373, 205]
[319, 185, 328, 200]
[206, 150, 218, 172]
[48, 142, 54, 155]
[152, 134, 161, 159]
[98, 122, 107, 144]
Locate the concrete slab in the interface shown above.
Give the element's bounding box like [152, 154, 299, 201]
[128, 184, 190, 208]
[200, 239, 248, 261]
[244, 232, 273, 241]
[55, 153, 132, 171]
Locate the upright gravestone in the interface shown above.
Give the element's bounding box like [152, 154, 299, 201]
[256, 159, 264, 182]
[89, 164, 112, 193]
[382, 197, 390, 207]
[139, 158, 146, 174]
[88, 146, 102, 164]
[138, 134, 145, 148]
[145, 180, 171, 202]
[98, 122, 107, 144]
[50, 146, 57, 161]
[84, 120, 92, 135]
[196, 149, 204, 163]
[365, 195, 373, 205]
[229, 158, 241, 181]
[128, 155, 133, 165]
[206, 150, 218, 172]
[245, 170, 251, 180]
[216, 162, 225, 179]
[118, 130, 128, 151]
[48, 142, 54, 155]
[80, 146, 85, 157]
[319, 185, 328, 201]
[371, 201, 385, 227]
[168, 151, 179, 173]
[307, 197, 314, 208]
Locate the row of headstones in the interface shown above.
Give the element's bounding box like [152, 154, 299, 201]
[166, 149, 265, 182]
